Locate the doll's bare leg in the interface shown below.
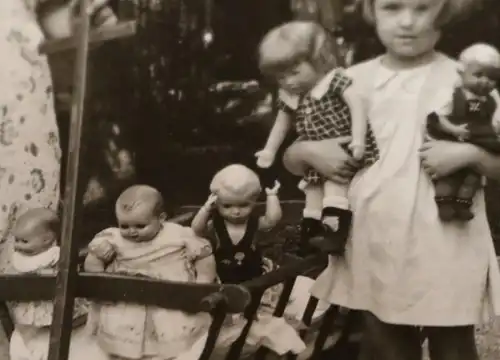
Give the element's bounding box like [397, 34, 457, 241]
[434, 175, 461, 221]
[299, 184, 324, 256]
[455, 170, 482, 221]
[309, 180, 351, 255]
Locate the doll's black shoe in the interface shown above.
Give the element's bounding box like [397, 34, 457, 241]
[435, 196, 456, 221]
[309, 223, 346, 255]
[297, 217, 322, 257]
[309, 207, 352, 255]
[455, 198, 474, 221]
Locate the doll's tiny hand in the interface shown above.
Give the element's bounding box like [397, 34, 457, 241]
[348, 142, 365, 161]
[204, 194, 218, 208]
[451, 124, 469, 140]
[255, 149, 275, 168]
[265, 181, 281, 195]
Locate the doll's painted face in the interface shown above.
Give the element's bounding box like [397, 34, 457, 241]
[216, 191, 257, 224]
[460, 62, 498, 97]
[116, 202, 165, 243]
[276, 61, 322, 95]
[13, 215, 57, 256]
[373, 0, 441, 62]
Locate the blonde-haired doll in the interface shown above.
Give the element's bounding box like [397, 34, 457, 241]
[427, 43, 500, 221]
[188, 164, 330, 359]
[255, 21, 379, 255]
[191, 164, 281, 284]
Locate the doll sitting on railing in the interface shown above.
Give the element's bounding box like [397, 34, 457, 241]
[84, 185, 216, 360]
[183, 164, 329, 359]
[8, 208, 107, 360]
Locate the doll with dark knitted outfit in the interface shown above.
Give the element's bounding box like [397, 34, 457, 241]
[255, 21, 379, 256]
[427, 43, 500, 221]
[191, 164, 282, 284]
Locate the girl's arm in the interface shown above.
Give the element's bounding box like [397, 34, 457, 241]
[259, 181, 282, 231]
[420, 140, 500, 181]
[283, 136, 360, 182]
[343, 86, 366, 160]
[191, 195, 217, 237]
[256, 111, 292, 168]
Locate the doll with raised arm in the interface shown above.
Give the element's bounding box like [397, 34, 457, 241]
[191, 164, 282, 284]
[254, 21, 379, 255]
[427, 43, 500, 221]
[84, 185, 215, 360]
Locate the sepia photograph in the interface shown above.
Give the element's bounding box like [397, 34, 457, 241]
[1, 0, 500, 359]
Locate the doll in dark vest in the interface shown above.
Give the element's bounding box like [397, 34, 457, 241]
[190, 164, 282, 284]
[427, 43, 500, 221]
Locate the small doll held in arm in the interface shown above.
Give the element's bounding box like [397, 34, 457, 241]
[191, 164, 282, 284]
[427, 43, 500, 221]
[255, 21, 379, 255]
[84, 185, 216, 360]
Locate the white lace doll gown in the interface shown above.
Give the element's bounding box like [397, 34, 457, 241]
[9, 246, 108, 360]
[87, 223, 213, 360]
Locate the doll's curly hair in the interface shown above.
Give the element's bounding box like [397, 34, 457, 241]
[258, 21, 339, 78]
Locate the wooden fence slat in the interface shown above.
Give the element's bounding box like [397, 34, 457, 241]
[47, 1, 91, 359]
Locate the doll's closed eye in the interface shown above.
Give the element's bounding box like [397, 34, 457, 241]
[15, 237, 28, 244]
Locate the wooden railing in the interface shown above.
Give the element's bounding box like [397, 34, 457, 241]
[0, 251, 357, 360]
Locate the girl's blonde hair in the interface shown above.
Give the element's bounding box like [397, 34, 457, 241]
[210, 164, 262, 200]
[258, 21, 339, 77]
[358, 0, 480, 27]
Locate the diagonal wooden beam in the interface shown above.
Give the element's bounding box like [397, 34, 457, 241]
[47, 1, 91, 359]
[39, 20, 137, 54]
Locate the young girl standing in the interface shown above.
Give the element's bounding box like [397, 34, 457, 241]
[283, 0, 500, 359]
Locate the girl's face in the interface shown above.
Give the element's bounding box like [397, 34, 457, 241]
[276, 61, 322, 95]
[216, 192, 256, 224]
[373, 0, 442, 62]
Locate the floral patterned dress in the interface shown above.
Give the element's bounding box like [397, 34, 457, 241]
[0, 0, 61, 273]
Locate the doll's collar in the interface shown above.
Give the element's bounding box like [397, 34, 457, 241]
[310, 68, 340, 100]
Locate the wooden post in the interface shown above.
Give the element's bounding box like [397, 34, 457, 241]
[47, 1, 91, 360]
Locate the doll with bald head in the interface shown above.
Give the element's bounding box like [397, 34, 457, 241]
[9, 208, 87, 329]
[427, 43, 500, 221]
[84, 185, 215, 360]
[191, 164, 282, 284]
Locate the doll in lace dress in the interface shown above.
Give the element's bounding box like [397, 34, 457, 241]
[84, 185, 216, 360]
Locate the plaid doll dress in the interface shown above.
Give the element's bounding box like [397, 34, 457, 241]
[278, 69, 379, 185]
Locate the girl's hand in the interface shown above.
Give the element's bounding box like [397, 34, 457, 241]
[265, 181, 281, 196]
[419, 140, 478, 179]
[284, 136, 360, 184]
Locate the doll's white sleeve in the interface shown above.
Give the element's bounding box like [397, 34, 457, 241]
[87, 228, 118, 263]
